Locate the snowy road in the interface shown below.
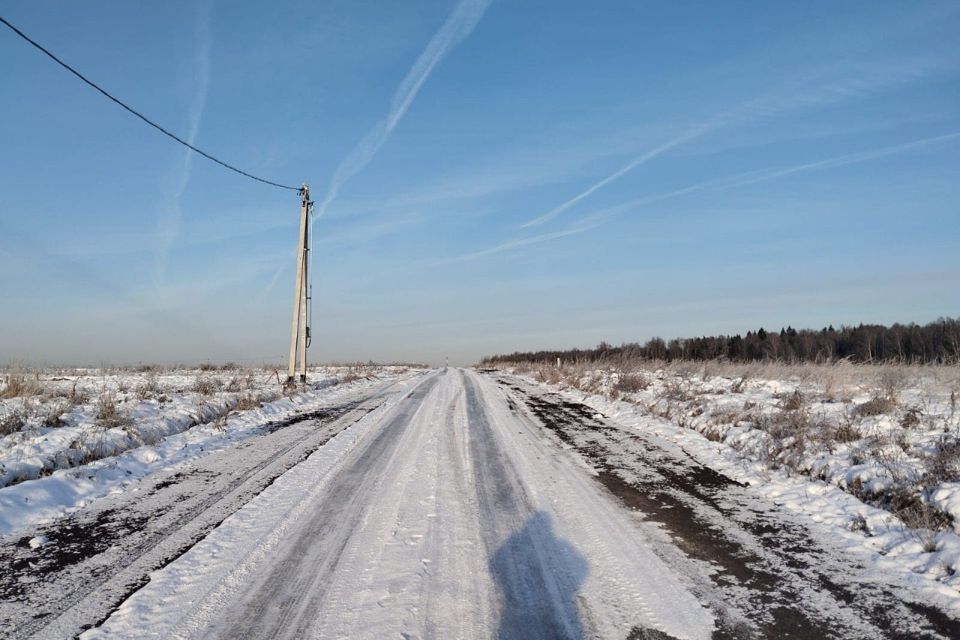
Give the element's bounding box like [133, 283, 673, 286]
[83, 369, 713, 639]
[6, 368, 959, 638]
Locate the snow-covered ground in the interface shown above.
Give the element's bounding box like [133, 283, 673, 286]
[494, 361, 960, 605]
[0, 365, 415, 536]
[4, 364, 959, 638]
[82, 369, 716, 640]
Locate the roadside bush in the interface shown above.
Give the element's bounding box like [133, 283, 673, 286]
[925, 437, 960, 484]
[67, 382, 88, 406]
[42, 402, 68, 428]
[1, 373, 43, 399]
[778, 390, 804, 411]
[614, 373, 649, 393]
[96, 392, 130, 428]
[900, 406, 922, 429]
[830, 417, 862, 443]
[0, 409, 27, 436]
[888, 491, 950, 552]
[856, 396, 897, 417]
[877, 368, 907, 403]
[136, 374, 161, 400]
[661, 377, 694, 401]
[235, 393, 261, 411]
[192, 376, 221, 396]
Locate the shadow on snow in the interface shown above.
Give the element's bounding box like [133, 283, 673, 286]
[489, 510, 588, 640]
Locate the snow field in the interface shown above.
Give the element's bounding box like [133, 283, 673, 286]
[0, 365, 416, 537]
[502, 363, 960, 612]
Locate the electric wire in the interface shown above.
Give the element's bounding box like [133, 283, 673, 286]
[0, 13, 300, 192]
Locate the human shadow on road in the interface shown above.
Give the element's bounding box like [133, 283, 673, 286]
[489, 510, 588, 640]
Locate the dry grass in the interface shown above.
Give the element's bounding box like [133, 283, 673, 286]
[191, 377, 221, 396]
[1, 373, 44, 399]
[95, 392, 130, 428]
[135, 373, 162, 400]
[234, 393, 262, 411]
[614, 373, 649, 393]
[42, 402, 68, 428]
[0, 409, 27, 436]
[856, 396, 898, 417]
[925, 437, 960, 484]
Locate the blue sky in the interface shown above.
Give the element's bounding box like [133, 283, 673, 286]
[1, 0, 958, 366]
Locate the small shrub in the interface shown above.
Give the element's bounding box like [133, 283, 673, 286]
[832, 419, 862, 443]
[856, 396, 897, 417]
[925, 437, 960, 484]
[1, 373, 43, 399]
[614, 373, 648, 393]
[225, 375, 244, 393]
[779, 390, 804, 411]
[42, 402, 68, 428]
[136, 374, 161, 400]
[0, 409, 27, 436]
[662, 377, 694, 401]
[878, 368, 907, 402]
[890, 493, 949, 552]
[847, 513, 870, 535]
[192, 377, 220, 396]
[900, 406, 922, 429]
[235, 393, 261, 411]
[96, 392, 130, 428]
[67, 382, 88, 406]
[731, 372, 751, 393]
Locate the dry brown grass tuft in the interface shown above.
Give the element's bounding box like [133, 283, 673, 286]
[136, 374, 162, 400]
[1, 373, 44, 399]
[95, 392, 130, 428]
[856, 396, 898, 417]
[614, 373, 649, 393]
[234, 393, 262, 411]
[192, 376, 221, 396]
[925, 437, 960, 484]
[0, 409, 27, 436]
[42, 402, 69, 428]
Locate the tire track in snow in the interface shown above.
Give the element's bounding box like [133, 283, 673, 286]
[492, 372, 960, 639]
[3, 379, 407, 640]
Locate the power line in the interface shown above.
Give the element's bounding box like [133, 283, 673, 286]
[0, 14, 300, 192]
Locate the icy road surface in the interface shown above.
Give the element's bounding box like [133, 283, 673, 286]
[6, 369, 959, 639]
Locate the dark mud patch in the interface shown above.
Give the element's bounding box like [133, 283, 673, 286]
[496, 378, 960, 639]
[0, 396, 382, 638]
[2, 508, 150, 601]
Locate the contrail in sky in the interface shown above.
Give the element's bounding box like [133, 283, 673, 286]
[454, 130, 960, 265]
[713, 130, 960, 191]
[154, 1, 212, 287]
[439, 223, 601, 264]
[568, 130, 960, 225]
[316, 0, 492, 218]
[519, 126, 710, 229]
[519, 53, 953, 231]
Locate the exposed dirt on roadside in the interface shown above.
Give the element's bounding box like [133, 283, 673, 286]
[494, 375, 960, 640]
[0, 394, 386, 639]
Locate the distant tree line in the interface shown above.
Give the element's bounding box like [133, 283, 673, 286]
[481, 318, 960, 365]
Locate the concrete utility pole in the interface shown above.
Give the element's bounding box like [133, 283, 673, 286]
[286, 185, 312, 386]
